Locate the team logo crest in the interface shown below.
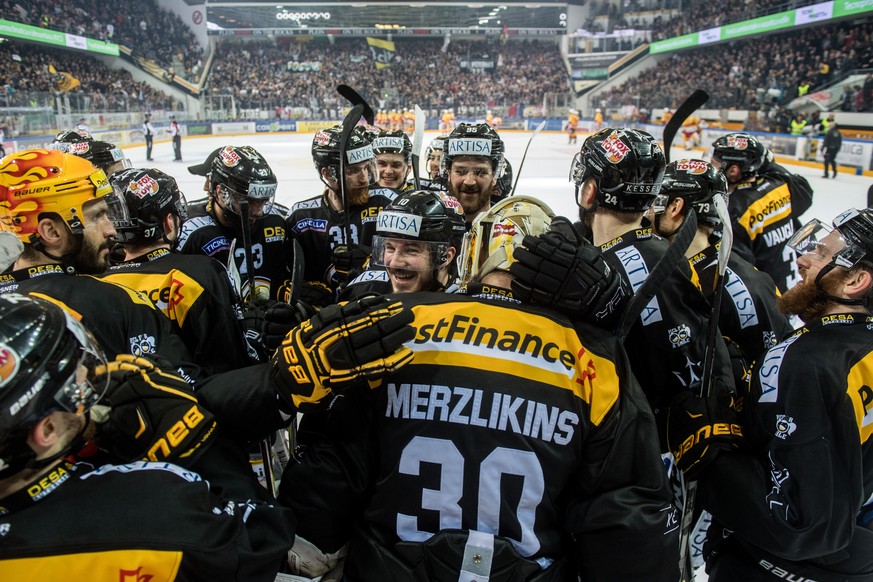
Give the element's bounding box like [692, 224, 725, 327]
[726, 136, 748, 150]
[0, 344, 20, 388]
[775, 414, 796, 439]
[129, 334, 157, 356]
[67, 142, 91, 155]
[314, 130, 332, 146]
[438, 193, 463, 216]
[492, 222, 518, 238]
[128, 174, 159, 199]
[668, 324, 691, 348]
[218, 146, 241, 167]
[675, 159, 708, 174]
[600, 131, 630, 163]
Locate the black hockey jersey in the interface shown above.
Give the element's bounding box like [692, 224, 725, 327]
[0, 460, 295, 581]
[699, 314, 873, 579]
[0, 266, 198, 381]
[279, 292, 678, 581]
[601, 227, 735, 440]
[99, 248, 258, 375]
[729, 175, 799, 293]
[285, 187, 397, 293]
[176, 208, 291, 303]
[689, 243, 794, 373]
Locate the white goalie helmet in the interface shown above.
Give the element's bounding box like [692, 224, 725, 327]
[459, 195, 555, 283]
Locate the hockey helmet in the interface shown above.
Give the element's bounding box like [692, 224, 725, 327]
[492, 158, 514, 203]
[0, 293, 107, 479]
[459, 195, 555, 283]
[570, 127, 665, 212]
[371, 190, 466, 270]
[372, 130, 412, 162]
[311, 125, 375, 182]
[0, 149, 116, 244]
[441, 122, 506, 179]
[210, 145, 277, 217]
[425, 136, 446, 160]
[653, 159, 728, 227]
[711, 133, 768, 178]
[53, 128, 93, 144]
[789, 208, 873, 272]
[109, 168, 189, 244]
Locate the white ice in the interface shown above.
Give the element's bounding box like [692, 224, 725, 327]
[125, 129, 871, 229]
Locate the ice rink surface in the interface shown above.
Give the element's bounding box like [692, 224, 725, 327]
[128, 129, 871, 225]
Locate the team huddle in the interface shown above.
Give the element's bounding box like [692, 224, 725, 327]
[0, 118, 871, 582]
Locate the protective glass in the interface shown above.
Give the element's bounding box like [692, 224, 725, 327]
[218, 183, 275, 217]
[787, 218, 854, 267]
[53, 313, 109, 416]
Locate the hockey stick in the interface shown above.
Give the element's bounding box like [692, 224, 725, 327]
[510, 120, 547, 197]
[412, 105, 425, 190]
[663, 89, 709, 163]
[338, 103, 365, 247]
[0, 231, 23, 272]
[867, 184, 873, 208]
[237, 200, 257, 301]
[677, 194, 734, 581]
[337, 84, 375, 125]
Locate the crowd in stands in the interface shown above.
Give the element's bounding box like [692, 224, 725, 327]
[0, 0, 203, 81]
[0, 41, 179, 113]
[600, 19, 873, 121]
[206, 38, 568, 118]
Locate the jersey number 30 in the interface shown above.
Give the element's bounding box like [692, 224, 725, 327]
[396, 436, 545, 557]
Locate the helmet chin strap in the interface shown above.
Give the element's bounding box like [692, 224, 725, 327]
[33, 237, 80, 275]
[813, 262, 871, 308]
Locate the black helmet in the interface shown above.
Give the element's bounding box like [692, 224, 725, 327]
[357, 124, 380, 144]
[425, 136, 446, 161]
[211, 145, 277, 216]
[0, 294, 107, 479]
[711, 133, 768, 178]
[53, 128, 93, 144]
[372, 130, 412, 162]
[570, 127, 665, 212]
[832, 208, 873, 269]
[52, 137, 131, 177]
[109, 168, 189, 244]
[492, 158, 514, 203]
[442, 122, 507, 179]
[311, 125, 375, 181]
[654, 159, 728, 227]
[372, 190, 466, 273]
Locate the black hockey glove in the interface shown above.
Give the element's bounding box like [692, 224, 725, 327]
[509, 233, 627, 325]
[91, 355, 217, 465]
[332, 244, 370, 282]
[270, 295, 415, 412]
[242, 299, 276, 356]
[300, 281, 336, 309]
[667, 390, 743, 479]
[262, 300, 317, 353]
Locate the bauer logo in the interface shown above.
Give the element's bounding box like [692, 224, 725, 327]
[346, 144, 374, 164]
[600, 131, 630, 163]
[675, 159, 709, 174]
[447, 138, 492, 156]
[377, 211, 421, 237]
[0, 345, 20, 388]
[373, 136, 406, 152]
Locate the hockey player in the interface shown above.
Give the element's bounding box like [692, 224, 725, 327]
[278, 196, 677, 582]
[593, 107, 604, 133]
[711, 133, 811, 293]
[176, 145, 289, 304]
[424, 135, 447, 186]
[649, 159, 794, 381]
[99, 168, 258, 375]
[442, 122, 507, 225]
[0, 149, 198, 380]
[372, 129, 413, 191]
[668, 208, 873, 580]
[566, 109, 580, 144]
[51, 130, 132, 178]
[285, 126, 397, 302]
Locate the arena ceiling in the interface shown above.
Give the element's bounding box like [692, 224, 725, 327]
[204, 2, 571, 34]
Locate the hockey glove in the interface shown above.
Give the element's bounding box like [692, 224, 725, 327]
[509, 233, 627, 324]
[287, 535, 347, 578]
[242, 299, 277, 356]
[332, 244, 370, 282]
[667, 390, 743, 479]
[270, 295, 415, 411]
[262, 300, 317, 353]
[91, 355, 217, 465]
[300, 280, 336, 309]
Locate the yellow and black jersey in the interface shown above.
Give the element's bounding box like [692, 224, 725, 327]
[699, 313, 873, 578]
[0, 266, 198, 381]
[280, 292, 678, 581]
[600, 227, 735, 438]
[0, 460, 294, 581]
[729, 175, 798, 293]
[285, 186, 398, 294]
[689, 244, 794, 373]
[100, 248, 257, 375]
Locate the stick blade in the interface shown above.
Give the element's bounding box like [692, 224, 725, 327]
[337, 84, 375, 125]
[663, 89, 709, 163]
